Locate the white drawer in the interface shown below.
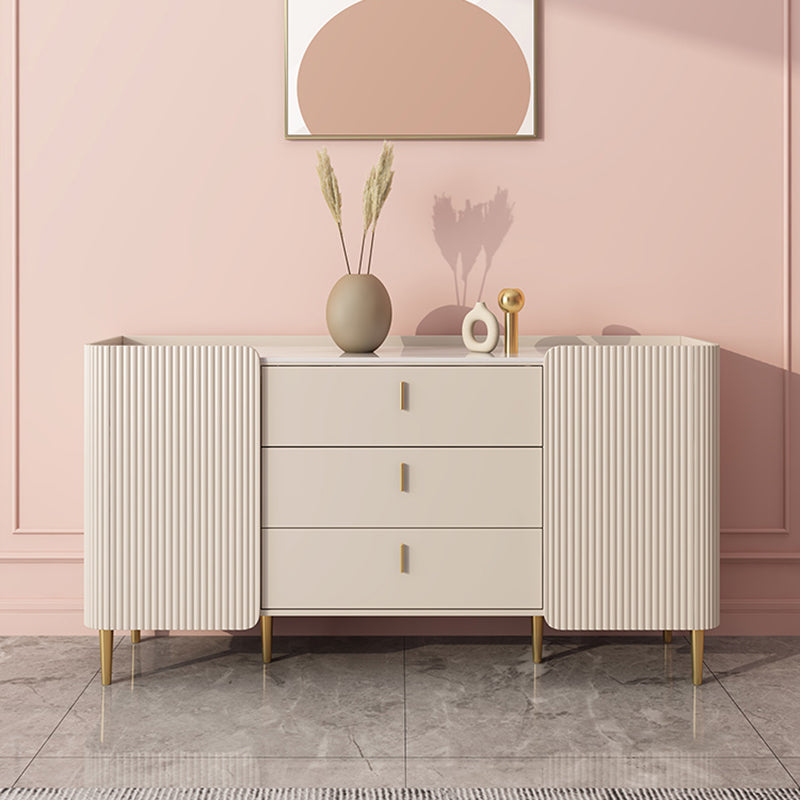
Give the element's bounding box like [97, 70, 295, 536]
[263, 447, 541, 528]
[262, 365, 541, 446]
[262, 528, 543, 611]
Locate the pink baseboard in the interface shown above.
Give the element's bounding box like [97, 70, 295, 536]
[2, 609, 799, 637]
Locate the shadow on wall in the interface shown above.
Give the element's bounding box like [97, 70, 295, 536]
[537, 325, 788, 537]
[718, 347, 787, 533]
[601, 324, 639, 338]
[416, 188, 514, 335]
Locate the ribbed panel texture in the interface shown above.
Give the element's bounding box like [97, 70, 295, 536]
[544, 345, 719, 630]
[84, 345, 261, 630]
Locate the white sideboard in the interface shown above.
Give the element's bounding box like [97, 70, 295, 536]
[85, 335, 719, 685]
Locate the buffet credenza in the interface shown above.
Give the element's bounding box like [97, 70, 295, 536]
[85, 335, 719, 685]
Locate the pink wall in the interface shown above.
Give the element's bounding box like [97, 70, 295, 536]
[1, 0, 798, 635]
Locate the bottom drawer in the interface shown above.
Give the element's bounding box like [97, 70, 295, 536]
[262, 528, 542, 611]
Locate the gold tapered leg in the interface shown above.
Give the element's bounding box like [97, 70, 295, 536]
[100, 630, 113, 686]
[261, 616, 273, 664]
[131, 630, 141, 644]
[532, 616, 543, 663]
[692, 630, 705, 685]
[662, 630, 672, 644]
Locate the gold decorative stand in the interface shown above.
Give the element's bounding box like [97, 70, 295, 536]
[498, 288, 525, 356]
[662, 630, 672, 644]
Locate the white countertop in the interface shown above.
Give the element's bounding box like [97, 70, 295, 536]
[252, 335, 703, 365]
[254, 341, 545, 365]
[94, 334, 710, 364]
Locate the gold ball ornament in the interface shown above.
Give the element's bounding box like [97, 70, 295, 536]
[498, 288, 526, 314]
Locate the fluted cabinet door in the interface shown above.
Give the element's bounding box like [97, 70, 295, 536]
[84, 344, 261, 631]
[544, 344, 720, 631]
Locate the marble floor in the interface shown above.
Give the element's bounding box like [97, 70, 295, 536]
[1, 634, 799, 789]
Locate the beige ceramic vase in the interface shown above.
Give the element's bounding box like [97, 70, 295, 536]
[326, 274, 392, 353]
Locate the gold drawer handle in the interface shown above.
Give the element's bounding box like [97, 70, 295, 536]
[400, 381, 408, 411]
[400, 462, 408, 492]
[400, 543, 408, 573]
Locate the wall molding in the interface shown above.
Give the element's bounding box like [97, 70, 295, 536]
[722, 528, 791, 535]
[722, 551, 800, 563]
[0, 551, 82, 563]
[721, 598, 800, 614]
[13, 528, 84, 536]
[0, 597, 83, 613]
[9, 0, 80, 536]
[6, 1, 795, 539]
[781, 0, 793, 534]
[722, 0, 794, 537]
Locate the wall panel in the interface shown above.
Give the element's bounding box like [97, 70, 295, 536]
[2, 0, 797, 634]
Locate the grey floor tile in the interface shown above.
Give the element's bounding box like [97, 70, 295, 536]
[38, 636, 405, 759]
[704, 637, 800, 758]
[0, 759, 29, 787]
[6, 632, 800, 791]
[405, 637, 771, 758]
[0, 636, 113, 757]
[15, 755, 405, 788]
[406, 756, 798, 788]
[783, 759, 800, 786]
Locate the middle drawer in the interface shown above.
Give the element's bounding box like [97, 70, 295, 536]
[263, 447, 541, 528]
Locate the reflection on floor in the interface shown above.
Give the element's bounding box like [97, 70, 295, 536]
[1, 635, 800, 788]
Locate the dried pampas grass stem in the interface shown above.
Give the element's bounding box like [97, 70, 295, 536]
[316, 141, 395, 277]
[367, 149, 394, 274]
[358, 167, 377, 274]
[316, 148, 351, 274]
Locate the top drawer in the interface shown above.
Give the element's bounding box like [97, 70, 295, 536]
[262, 365, 541, 446]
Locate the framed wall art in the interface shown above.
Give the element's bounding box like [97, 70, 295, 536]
[285, 0, 537, 140]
